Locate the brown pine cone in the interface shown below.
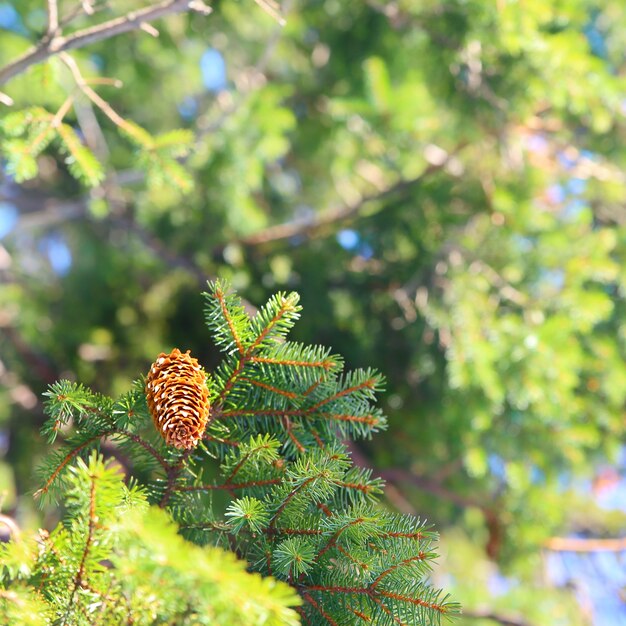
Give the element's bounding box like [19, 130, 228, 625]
[145, 348, 210, 449]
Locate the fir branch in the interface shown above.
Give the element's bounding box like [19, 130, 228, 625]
[213, 281, 247, 356]
[11, 455, 302, 624]
[109, 429, 170, 473]
[370, 554, 430, 589]
[60, 474, 97, 625]
[316, 517, 366, 560]
[247, 292, 301, 353]
[275, 527, 323, 537]
[302, 591, 339, 626]
[376, 589, 451, 614]
[239, 376, 299, 399]
[268, 476, 318, 531]
[250, 355, 337, 370]
[178, 478, 282, 491]
[307, 372, 382, 413]
[320, 412, 382, 427]
[222, 435, 281, 484]
[29, 284, 457, 624]
[303, 585, 452, 616]
[283, 416, 306, 453]
[34, 432, 108, 500]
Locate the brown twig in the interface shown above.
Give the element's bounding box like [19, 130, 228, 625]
[52, 95, 75, 127]
[60, 473, 98, 625]
[0, 0, 213, 86]
[60, 53, 139, 136]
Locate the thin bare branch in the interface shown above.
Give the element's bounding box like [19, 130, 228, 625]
[544, 536, 626, 552]
[0, 0, 213, 86]
[47, 0, 60, 36]
[60, 53, 131, 131]
[254, 0, 286, 25]
[59, 1, 99, 28]
[52, 95, 75, 127]
[0, 91, 14, 106]
[81, 0, 96, 16]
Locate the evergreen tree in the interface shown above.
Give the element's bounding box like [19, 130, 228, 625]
[1, 281, 459, 625]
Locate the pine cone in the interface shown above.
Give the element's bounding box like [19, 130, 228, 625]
[145, 348, 210, 449]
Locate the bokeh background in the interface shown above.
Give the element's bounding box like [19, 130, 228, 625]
[2, 1, 626, 624]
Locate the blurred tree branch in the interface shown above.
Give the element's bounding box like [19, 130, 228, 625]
[236, 143, 467, 248]
[46, 0, 60, 37]
[463, 609, 536, 626]
[544, 536, 626, 552]
[0, 326, 59, 385]
[376, 464, 487, 510]
[0, 0, 213, 86]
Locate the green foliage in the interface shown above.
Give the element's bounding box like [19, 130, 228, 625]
[0, 106, 104, 185]
[55, 123, 104, 188]
[127, 123, 195, 194]
[20, 282, 458, 625]
[3, 0, 626, 622]
[1, 453, 300, 625]
[0, 103, 193, 191]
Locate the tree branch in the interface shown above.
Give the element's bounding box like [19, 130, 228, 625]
[60, 52, 133, 133]
[47, 0, 60, 37]
[0, 0, 213, 86]
[376, 465, 486, 510]
[544, 536, 626, 552]
[59, 1, 99, 28]
[463, 609, 537, 626]
[236, 144, 467, 248]
[346, 441, 482, 509]
[0, 326, 58, 385]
